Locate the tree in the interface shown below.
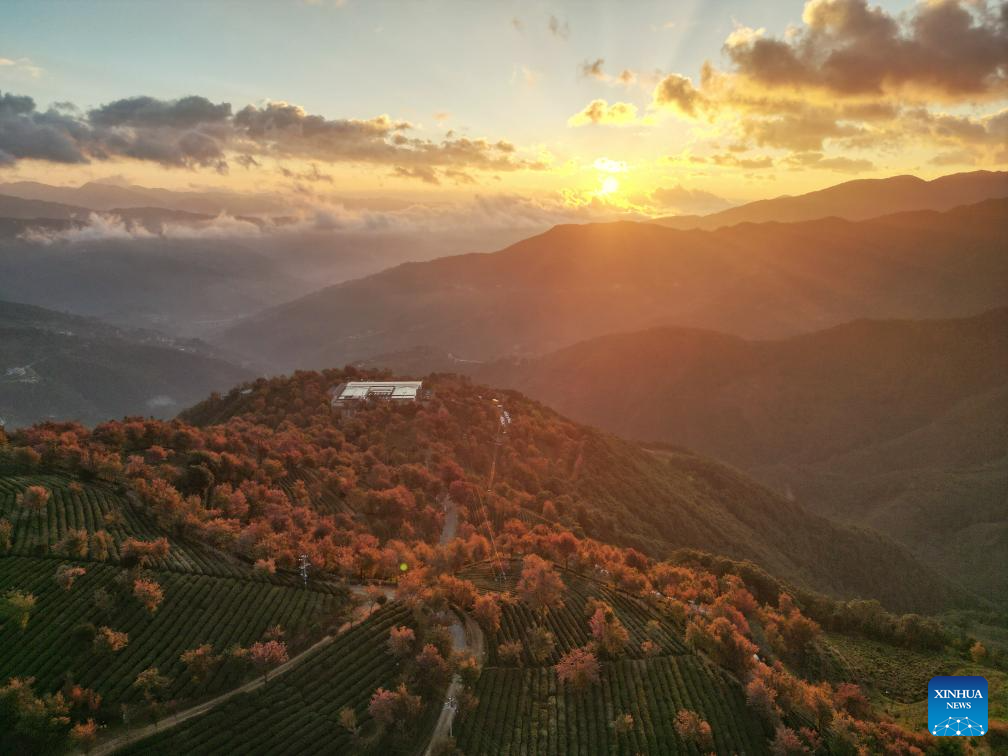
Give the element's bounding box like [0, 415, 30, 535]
[555, 647, 599, 693]
[180, 644, 222, 684]
[119, 537, 169, 569]
[415, 643, 451, 691]
[93, 626, 129, 654]
[588, 604, 629, 658]
[365, 584, 388, 615]
[526, 626, 556, 664]
[970, 640, 987, 664]
[132, 578, 164, 614]
[516, 554, 565, 620]
[56, 529, 89, 559]
[18, 485, 50, 517]
[674, 710, 714, 750]
[249, 640, 288, 683]
[133, 667, 170, 705]
[55, 565, 87, 591]
[473, 594, 502, 636]
[613, 712, 635, 735]
[832, 682, 869, 719]
[769, 725, 806, 755]
[88, 530, 112, 562]
[746, 677, 780, 728]
[1, 589, 36, 631]
[68, 718, 99, 753]
[368, 683, 423, 732]
[0, 518, 12, 552]
[498, 640, 523, 666]
[337, 706, 359, 737]
[552, 530, 579, 567]
[387, 625, 416, 659]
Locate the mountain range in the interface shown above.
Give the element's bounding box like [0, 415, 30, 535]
[217, 198, 1008, 371]
[656, 170, 1008, 229]
[0, 299, 250, 428]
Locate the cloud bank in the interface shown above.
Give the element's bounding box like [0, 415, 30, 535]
[0, 91, 545, 181]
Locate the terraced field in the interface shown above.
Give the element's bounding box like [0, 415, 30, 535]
[118, 604, 440, 755]
[0, 473, 291, 580]
[0, 556, 347, 704]
[462, 561, 687, 665]
[456, 655, 766, 754]
[456, 560, 768, 754]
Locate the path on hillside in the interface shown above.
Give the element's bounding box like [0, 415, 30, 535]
[439, 494, 458, 545]
[92, 490, 466, 754]
[424, 613, 486, 755]
[86, 583, 395, 756]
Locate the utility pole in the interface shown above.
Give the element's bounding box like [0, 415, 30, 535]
[298, 553, 311, 589]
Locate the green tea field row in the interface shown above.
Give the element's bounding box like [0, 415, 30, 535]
[455, 655, 767, 755]
[0, 555, 347, 705]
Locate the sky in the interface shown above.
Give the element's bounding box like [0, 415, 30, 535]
[1, 0, 1006, 216]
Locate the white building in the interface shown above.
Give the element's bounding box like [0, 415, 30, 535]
[330, 380, 426, 410]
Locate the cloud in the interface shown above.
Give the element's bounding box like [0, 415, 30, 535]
[651, 73, 705, 117]
[782, 151, 875, 172]
[580, 58, 606, 80]
[393, 165, 440, 184]
[567, 99, 639, 126]
[690, 153, 775, 170]
[0, 57, 44, 79]
[723, 0, 1008, 102]
[593, 157, 627, 173]
[548, 15, 569, 40]
[579, 58, 638, 86]
[280, 163, 333, 183]
[0, 91, 545, 177]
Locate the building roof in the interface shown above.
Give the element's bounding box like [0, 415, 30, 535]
[332, 380, 423, 402]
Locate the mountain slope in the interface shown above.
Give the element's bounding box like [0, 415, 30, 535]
[459, 309, 1008, 603]
[217, 199, 1008, 371]
[0, 300, 252, 427]
[0, 192, 90, 219]
[177, 370, 968, 613]
[656, 170, 1008, 229]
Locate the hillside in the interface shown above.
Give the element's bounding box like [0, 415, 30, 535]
[656, 170, 1008, 229]
[464, 309, 1008, 603]
[0, 300, 252, 427]
[179, 370, 976, 613]
[2, 372, 1001, 754]
[217, 199, 1008, 371]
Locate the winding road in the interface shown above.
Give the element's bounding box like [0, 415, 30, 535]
[85, 583, 394, 756]
[423, 613, 486, 755]
[87, 493, 476, 755]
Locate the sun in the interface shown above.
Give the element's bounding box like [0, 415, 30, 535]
[600, 176, 620, 195]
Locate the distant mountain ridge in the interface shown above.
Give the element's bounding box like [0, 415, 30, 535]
[216, 198, 1008, 371]
[0, 300, 251, 427]
[655, 170, 1008, 229]
[0, 180, 286, 217]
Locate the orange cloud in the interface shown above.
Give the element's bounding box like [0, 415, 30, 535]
[567, 99, 639, 127]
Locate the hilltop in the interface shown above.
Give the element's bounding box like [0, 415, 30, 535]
[216, 199, 1008, 371]
[0, 300, 251, 427]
